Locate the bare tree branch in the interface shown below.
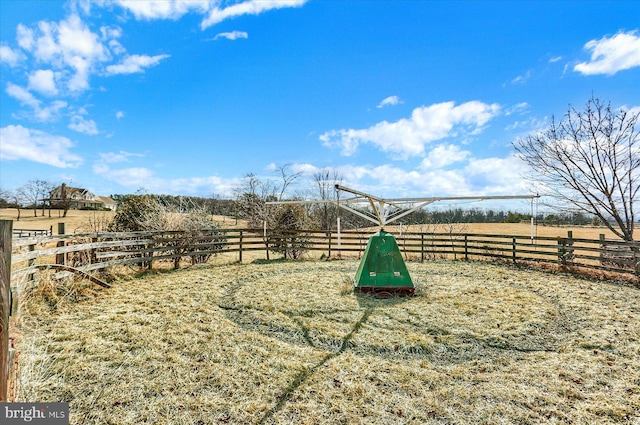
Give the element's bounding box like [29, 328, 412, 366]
[514, 97, 640, 241]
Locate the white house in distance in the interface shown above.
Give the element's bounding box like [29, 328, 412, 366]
[49, 184, 117, 211]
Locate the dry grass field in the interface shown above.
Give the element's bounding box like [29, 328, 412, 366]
[17, 259, 640, 424]
[0, 208, 242, 233]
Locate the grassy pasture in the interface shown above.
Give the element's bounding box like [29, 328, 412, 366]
[17, 259, 640, 424]
[0, 209, 243, 233]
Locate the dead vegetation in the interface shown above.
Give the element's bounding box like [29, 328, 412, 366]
[15, 259, 640, 424]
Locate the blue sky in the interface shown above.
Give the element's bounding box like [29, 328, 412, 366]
[1, 0, 639, 207]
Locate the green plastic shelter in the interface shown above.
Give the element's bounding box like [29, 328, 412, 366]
[354, 230, 414, 296]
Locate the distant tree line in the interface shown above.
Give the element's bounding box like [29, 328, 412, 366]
[397, 208, 595, 227]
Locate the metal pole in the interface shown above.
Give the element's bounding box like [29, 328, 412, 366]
[531, 217, 534, 244]
[337, 217, 341, 255]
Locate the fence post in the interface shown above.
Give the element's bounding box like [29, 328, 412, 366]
[464, 235, 468, 261]
[567, 231, 574, 266]
[1, 219, 13, 402]
[327, 231, 332, 258]
[27, 243, 36, 282]
[56, 223, 66, 265]
[146, 236, 154, 271]
[512, 237, 516, 263]
[91, 235, 98, 267]
[421, 234, 425, 263]
[239, 230, 243, 263]
[264, 223, 270, 261]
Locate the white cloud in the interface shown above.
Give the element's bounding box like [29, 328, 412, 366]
[311, 154, 528, 198]
[510, 70, 531, 85]
[105, 54, 170, 75]
[59, 14, 108, 59]
[16, 24, 34, 50]
[0, 125, 82, 168]
[6, 83, 68, 122]
[93, 161, 240, 196]
[627, 105, 640, 117]
[549, 56, 563, 63]
[201, 0, 307, 29]
[320, 100, 500, 158]
[464, 155, 529, 194]
[290, 163, 319, 175]
[334, 163, 469, 197]
[0, 44, 25, 67]
[115, 111, 125, 119]
[505, 116, 547, 132]
[377, 95, 401, 108]
[504, 102, 529, 116]
[213, 31, 249, 41]
[28, 69, 58, 96]
[574, 30, 640, 75]
[94, 166, 156, 187]
[420, 144, 471, 170]
[6, 83, 40, 109]
[14, 15, 118, 94]
[114, 0, 211, 20]
[68, 114, 98, 135]
[98, 150, 144, 163]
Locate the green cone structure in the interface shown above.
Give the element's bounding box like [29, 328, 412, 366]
[354, 230, 415, 296]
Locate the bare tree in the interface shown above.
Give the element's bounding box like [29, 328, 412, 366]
[235, 167, 304, 228]
[275, 163, 302, 201]
[17, 180, 52, 217]
[312, 169, 342, 231]
[0, 189, 23, 221]
[234, 173, 273, 228]
[41, 181, 55, 216]
[514, 98, 640, 241]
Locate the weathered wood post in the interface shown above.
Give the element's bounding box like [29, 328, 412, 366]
[146, 236, 154, 271]
[56, 222, 66, 265]
[90, 234, 98, 267]
[263, 221, 270, 261]
[327, 231, 332, 258]
[239, 230, 243, 263]
[27, 243, 36, 283]
[567, 230, 574, 267]
[557, 237, 566, 267]
[464, 235, 468, 261]
[512, 237, 517, 263]
[421, 234, 425, 263]
[1, 219, 13, 402]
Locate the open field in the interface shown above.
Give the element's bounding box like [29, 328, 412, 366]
[1, 208, 620, 239]
[0, 208, 242, 234]
[17, 259, 640, 424]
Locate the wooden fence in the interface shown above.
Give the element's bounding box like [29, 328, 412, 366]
[12, 227, 52, 238]
[3, 221, 640, 401]
[8, 227, 640, 283]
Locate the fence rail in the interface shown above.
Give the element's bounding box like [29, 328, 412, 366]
[9, 228, 640, 284]
[12, 228, 52, 238]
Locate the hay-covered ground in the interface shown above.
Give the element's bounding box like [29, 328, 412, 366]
[17, 259, 640, 424]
